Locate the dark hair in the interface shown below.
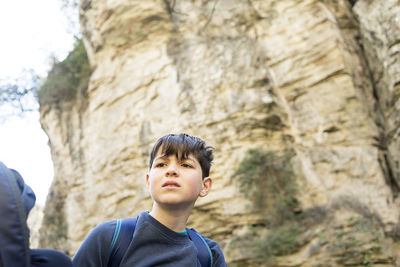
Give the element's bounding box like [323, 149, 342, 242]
[149, 133, 214, 178]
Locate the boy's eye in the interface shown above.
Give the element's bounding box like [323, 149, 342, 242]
[182, 163, 193, 168]
[155, 162, 166, 167]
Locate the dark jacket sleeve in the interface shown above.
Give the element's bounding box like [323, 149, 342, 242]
[204, 236, 228, 267]
[0, 162, 36, 267]
[72, 220, 117, 267]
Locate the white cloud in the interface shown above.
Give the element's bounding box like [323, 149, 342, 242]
[0, 0, 75, 204]
[0, 0, 74, 77]
[0, 113, 53, 205]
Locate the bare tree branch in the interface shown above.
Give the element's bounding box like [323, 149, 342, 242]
[0, 70, 40, 119]
[203, 0, 220, 29]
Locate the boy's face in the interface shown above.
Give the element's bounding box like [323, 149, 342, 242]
[146, 149, 211, 209]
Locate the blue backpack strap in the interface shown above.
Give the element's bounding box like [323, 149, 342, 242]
[107, 218, 212, 267]
[107, 218, 136, 267]
[187, 228, 213, 267]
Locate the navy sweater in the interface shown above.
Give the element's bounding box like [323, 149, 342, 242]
[72, 212, 228, 267]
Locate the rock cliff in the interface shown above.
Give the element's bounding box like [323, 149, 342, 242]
[39, 0, 400, 266]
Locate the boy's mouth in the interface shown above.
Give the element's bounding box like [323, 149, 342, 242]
[162, 181, 181, 188]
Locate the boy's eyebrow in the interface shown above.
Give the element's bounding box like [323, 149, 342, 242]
[153, 154, 196, 163]
[180, 157, 195, 163]
[154, 155, 169, 161]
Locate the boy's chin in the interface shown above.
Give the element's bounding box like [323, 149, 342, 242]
[156, 199, 196, 210]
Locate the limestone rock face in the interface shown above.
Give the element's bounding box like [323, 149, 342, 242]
[27, 204, 43, 249]
[354, 0, 400, 190]
[39, 0, 400, 265]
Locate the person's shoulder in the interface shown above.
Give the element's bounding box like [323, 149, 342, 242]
[72, 219, 119, 266]
[192, 230, 228, 267]
[89, 219, 118, 236]
[76, 219, 119, 253]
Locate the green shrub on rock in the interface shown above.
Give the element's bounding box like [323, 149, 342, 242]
[38, 38, 90, 105]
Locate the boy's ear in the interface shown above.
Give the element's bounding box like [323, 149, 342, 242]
[146, 173, 150, 187]
[199, 177, 212, 197]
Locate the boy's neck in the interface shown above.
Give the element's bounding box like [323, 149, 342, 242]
[149, 204, 192, 232]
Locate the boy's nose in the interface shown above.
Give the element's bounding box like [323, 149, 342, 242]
[166, 164, 178, 176]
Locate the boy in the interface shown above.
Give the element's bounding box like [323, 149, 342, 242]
[73, 133, 228, 266]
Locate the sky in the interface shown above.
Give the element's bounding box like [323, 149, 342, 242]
[0, 0, 76, 204]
